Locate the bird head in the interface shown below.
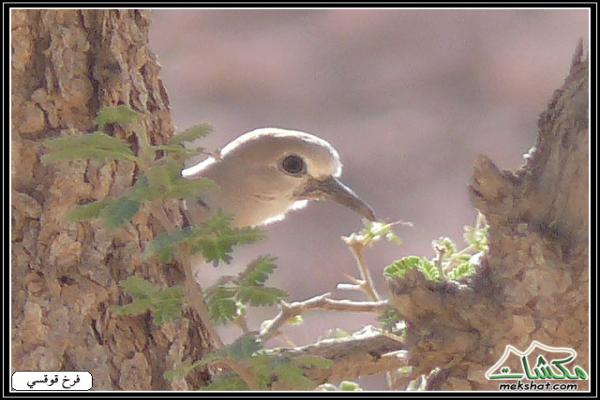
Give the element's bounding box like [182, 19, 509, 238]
[182, 128, 376, 227]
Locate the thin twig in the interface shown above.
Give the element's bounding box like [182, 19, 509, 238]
[259, 292, 388, 342]
[234, 314, 250, 334]
[344, 229, 404, 391]
[337, 283, 363, 291]
[181, 252, 224, 348]
[348, 241, 381, 301]
[343, 273, 364, 285]
[433, 244, 448, 280]
[278, 333, 297, 348]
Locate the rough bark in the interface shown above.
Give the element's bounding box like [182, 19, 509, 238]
[11, 10, 215, 390]
[387, 47, 589, 390]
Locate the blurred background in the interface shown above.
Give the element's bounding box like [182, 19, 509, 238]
[149, 9, 588, 389]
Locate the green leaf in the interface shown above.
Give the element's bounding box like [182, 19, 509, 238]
[418, 258, 440, 282]
[274, 363, 316, 390]
[42, 132, 137, 165]
[120, 276, 158, 298]
[343, 220, 402, 247]
[165, 177, 217, 200]
[115, 277, 184, 325]
[203, 373, 248, 391]
[68, 195, 141, 230]
[447, 260, 476, 281]
[144, 158, 183, 193]
[164, 351, 226, 382]
[128, 176, 160, 202]
[113, 298, 153, 316]
[432, 236, 456, 256]
[291, 355, 333, 370]
[152, 144, 201, 156]
[169, 123, 213, 145]
[339, 381, 362, 391]
[384, 256, 440, 282]
[66, 199, 113, 222]
[103, 198, 140, 230]
[384, 256, 422, 280]
[189, 213, 266, 266]
[237, 286, 287, 306]
[453, 254, 472, 264]
[206, 286, 239, 324]
[378, 307, 404, 332]
[143, 228, 190, 263]
[95, 105, 140, 130]
[112, 296, 152, 318]
[248, 354, 285, 389]
[205, 285, 237, 301]
[152, 285, 185, 325]
[144, 158, 216, 201]
[145, 212, 265, 266]
[225, 335, 262, 360]
[205, 285, 238, 300]
[464, 223, 489, 252]
[238, 256, 277, 286]
[203, 254, 285, 324]
[288, 315, 304, 326]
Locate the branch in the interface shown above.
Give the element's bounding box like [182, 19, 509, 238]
[181, 252, 224, 348]
[259, 293, 388, 342]
[339, 220, 413, 302]
[267, 326, 406, 387]
[347, 241, 381, 301]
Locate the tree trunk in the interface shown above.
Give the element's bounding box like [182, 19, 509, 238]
[11, 10, 214, 390]
[388, 46, 589, 390]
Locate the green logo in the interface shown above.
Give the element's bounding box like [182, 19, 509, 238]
[486, 341, 588, 381]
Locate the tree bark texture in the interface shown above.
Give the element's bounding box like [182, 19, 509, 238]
[11, 10, 214, 390]
[388, 48, 589, 390]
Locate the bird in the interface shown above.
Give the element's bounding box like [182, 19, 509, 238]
[181, 127, 376, 228]
[178, 128, 376, 348]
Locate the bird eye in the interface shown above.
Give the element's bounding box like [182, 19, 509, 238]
[281, 155, 306, 175]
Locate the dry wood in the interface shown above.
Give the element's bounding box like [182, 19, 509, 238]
[267, 326, 406, 389]
[387, 44, 589, 390]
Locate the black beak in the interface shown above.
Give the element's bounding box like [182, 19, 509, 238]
[297, 176, 376, 221]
